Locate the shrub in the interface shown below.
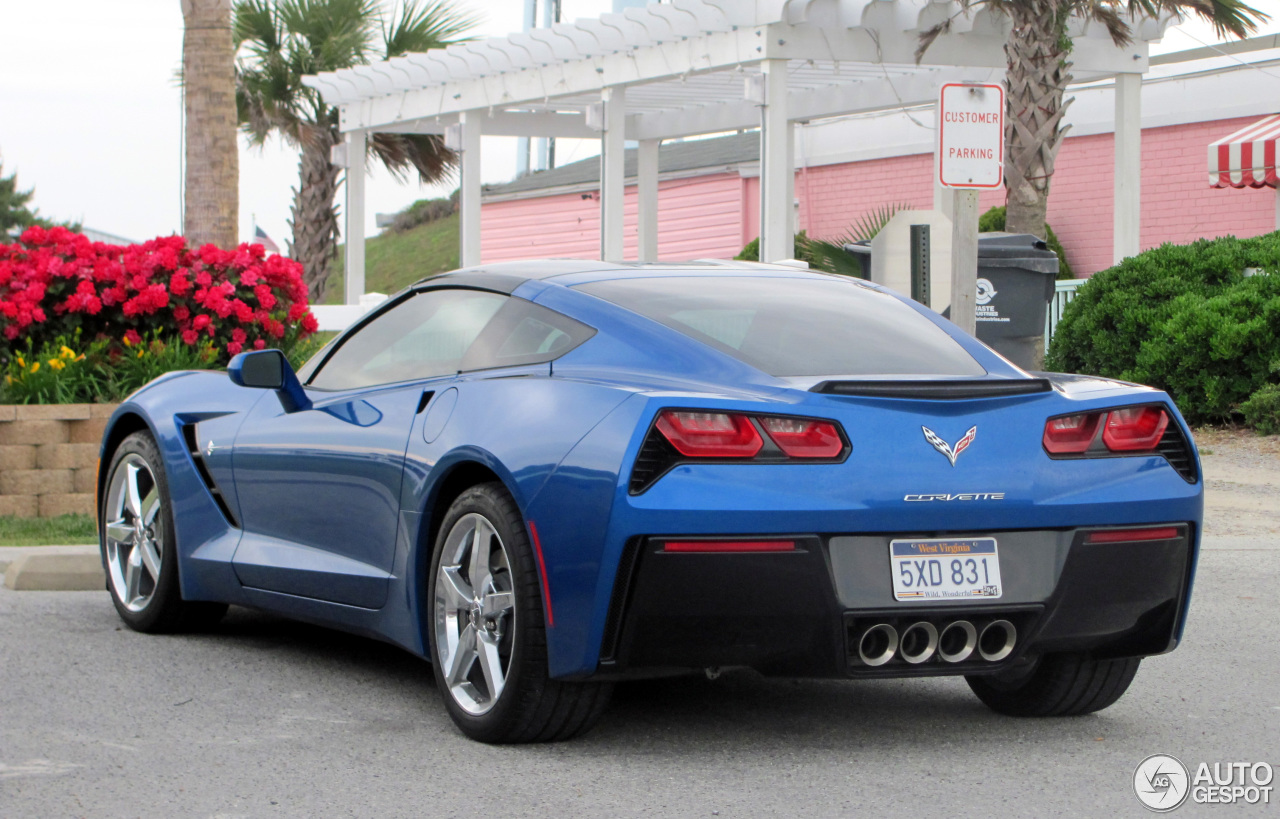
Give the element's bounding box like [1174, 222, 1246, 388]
[1045, 233, 1280, 424]
[0, 225, 318, 363]
[978, 205, 1074, 280]
[1240, 383, 1280, 435]
[389, 194, 457, 234]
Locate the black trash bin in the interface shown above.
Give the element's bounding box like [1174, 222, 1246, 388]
[841, 242, 872, 280]
[970, 233, 1058, 369]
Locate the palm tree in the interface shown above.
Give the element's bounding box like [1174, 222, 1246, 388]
[919, 0, 1267, 237]
[234, 0, 477, 302]
[182, 0, 240, 249]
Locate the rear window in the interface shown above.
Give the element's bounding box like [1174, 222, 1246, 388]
[575, 276, 985, 377]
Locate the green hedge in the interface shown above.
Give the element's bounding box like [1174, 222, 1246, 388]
[1045, 233, 1280, 424]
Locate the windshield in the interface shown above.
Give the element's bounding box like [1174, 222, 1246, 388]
[575, 275, 986, 378]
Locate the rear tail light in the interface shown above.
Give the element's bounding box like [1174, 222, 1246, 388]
[633, 409, 850, 494]
[655, 411, 763, 458]
[1043, 405, 1172, 455]
[759, 417, 844, 458]
[1042, 412, 1102, 454]
[1102, 406, 1169, 451]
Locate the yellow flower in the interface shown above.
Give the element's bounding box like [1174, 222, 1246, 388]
[4, 375, 12, 385]
[29, 362, 39, 374]
[16, 356, 25, 368]
[137, 349, 144, 358]
[60, 346, 75, 359]
[48, 359, 65, 371]
[76, 354, 85, 362]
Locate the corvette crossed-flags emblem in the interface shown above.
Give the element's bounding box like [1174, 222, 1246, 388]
[921, 425, 977, 467]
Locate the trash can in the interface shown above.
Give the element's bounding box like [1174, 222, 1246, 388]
[840, 242, 872, 280]
[970, 233, 1058, 369]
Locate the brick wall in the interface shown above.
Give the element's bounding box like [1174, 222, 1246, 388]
[0, 404, 116, 518]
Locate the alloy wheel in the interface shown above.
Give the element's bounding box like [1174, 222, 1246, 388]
[433, 513, 517, 716]
[103, 454, 165, 613]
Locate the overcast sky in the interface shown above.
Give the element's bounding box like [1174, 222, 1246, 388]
[0, 1, 1268, 248]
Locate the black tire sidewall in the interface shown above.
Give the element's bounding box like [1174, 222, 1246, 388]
[427, 482, 547, 742]
[100, 431, 183, 632]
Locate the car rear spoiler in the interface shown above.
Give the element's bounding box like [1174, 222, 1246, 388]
[810, 379, 1053, 400]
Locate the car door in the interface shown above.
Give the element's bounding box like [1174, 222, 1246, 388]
[230, 288, 510, 608]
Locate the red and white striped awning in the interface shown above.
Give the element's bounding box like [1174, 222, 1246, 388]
[1209, 115, 1280, 188]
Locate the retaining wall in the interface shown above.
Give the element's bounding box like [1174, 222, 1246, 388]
[0, 404, 117, 518]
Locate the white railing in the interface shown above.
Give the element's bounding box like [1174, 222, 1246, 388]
[1045, 278, 1087, 346]
[310, 292, 389, 332]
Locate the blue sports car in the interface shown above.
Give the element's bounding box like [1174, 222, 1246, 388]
[97, 260, 1202, 743]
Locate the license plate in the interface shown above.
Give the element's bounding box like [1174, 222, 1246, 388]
[889, 538, 1003, 601]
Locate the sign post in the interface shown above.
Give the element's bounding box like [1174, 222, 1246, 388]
[938, 82, 1004, 336]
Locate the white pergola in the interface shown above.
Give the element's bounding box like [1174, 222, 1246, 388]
[304, 0, 1174, 305]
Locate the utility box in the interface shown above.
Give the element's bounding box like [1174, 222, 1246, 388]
[971, 233, 1059, 369]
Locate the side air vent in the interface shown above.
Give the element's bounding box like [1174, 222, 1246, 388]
[181, 423, 240, 527]
[1156, 425, 1199, 483]
[812, 379, 1052, 400]
[599, 537, 645, 663]
[629, 428, 681, 495]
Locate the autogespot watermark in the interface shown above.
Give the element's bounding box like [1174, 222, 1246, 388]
[1133, 754, 1274, 812]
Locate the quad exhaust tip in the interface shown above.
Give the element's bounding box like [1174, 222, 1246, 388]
[857, 624, 899, 666]
[938, 620, 978, 663]
[978, 619, 1017, 662]
[899, 622, 939, 664]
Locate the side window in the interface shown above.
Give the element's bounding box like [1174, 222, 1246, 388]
[461, 297, 596, 371]
[309, 289, 506, 390]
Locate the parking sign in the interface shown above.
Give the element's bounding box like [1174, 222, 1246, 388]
[938, 83, 1004, 188]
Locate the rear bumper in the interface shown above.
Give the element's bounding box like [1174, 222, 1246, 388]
[598, 525, 1193, 679]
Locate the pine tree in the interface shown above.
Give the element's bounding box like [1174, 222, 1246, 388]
[0, 160, 46, 237]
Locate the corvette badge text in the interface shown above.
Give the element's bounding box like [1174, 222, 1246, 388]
[1133, 754, 1273, 812]
[905, 492, 1005, 502]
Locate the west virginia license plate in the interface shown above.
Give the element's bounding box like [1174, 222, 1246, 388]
[889, 538, 1003, 601]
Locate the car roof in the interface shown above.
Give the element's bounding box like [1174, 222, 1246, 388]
[413, 258, 835, 294]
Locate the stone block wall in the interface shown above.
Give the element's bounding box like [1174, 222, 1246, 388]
[0, 404, 118, 518]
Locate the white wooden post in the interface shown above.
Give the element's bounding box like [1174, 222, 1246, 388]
[637, 138, 660, 262]
[949, 189, 980, 336]
[344, 129, 366, 306]
[600, 86, 627, 261]
[1113, 72, 1142, 265]
[1274, 186, 1279, 231]
[458, 111, 482, 267]
[759, 60, 792, 263]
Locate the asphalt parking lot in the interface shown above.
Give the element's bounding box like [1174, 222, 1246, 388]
[2, 432, 1277, 818]
[1, 535, 1275, 818]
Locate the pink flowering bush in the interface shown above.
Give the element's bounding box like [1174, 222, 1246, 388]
[0, 226, 318, 362]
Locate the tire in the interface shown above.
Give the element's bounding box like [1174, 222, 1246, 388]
[966, 653, 1141, 717]
[427, 482, 612, 743]
[100, 431, 227, 633]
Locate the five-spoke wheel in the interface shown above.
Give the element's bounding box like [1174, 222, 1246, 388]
[427, 482, 611, 743]
[433, 512, 517, 715]
[104, 453, 165, 612]
[99, 431, 226, 632]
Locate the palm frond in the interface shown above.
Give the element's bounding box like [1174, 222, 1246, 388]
[1138, 0, 1268, 39]
[382, 0, 480, 58]
[369, 132, 458, 184]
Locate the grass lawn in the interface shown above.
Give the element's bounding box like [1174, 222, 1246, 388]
[323, 212, 460, 304]
[0, 514, 98, 546]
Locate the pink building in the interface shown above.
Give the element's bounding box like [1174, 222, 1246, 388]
[481, 53, 1280, 278]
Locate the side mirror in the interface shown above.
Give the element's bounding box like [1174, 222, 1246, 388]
[228, 350, 311, 413]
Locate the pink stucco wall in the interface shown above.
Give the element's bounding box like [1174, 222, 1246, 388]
[481, 116, 1277, 275]
[481, 173, 746, 264]
[798, 116, 1277, 277]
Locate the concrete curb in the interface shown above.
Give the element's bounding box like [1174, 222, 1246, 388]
[2, 545, 103, 591]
